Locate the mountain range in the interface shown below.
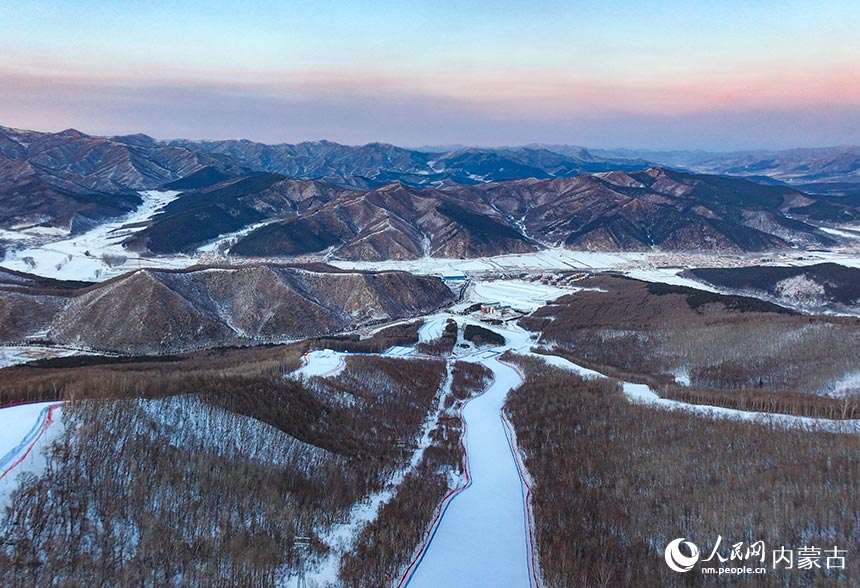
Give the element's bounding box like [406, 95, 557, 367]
[0, 125, 651, 233]
[1, 125, 859, 261]
[133, 167, 837, 258]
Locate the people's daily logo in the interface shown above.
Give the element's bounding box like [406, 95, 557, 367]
[663, 536, 847, 576]
[664, 538, 700, 572]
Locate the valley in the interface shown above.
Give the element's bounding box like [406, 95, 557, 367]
[2, 268, 860, 587]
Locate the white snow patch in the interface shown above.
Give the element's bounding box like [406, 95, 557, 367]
[819, 226, 860, 241]
[820, 372, 860, 398]
[672, 368, 691, 387]
[773, 274, 827, 306]
[289, 349, 347, 379]
[418, 315, 447, 343]
[197, 219, 281, 254]
[624, 268, 723, 292]
[382, 345, 416, 357]
[0, 346, 78, 368]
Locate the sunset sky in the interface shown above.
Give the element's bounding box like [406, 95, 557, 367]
[1, 0, 858, 149]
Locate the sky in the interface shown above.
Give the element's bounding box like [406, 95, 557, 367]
[1, 0, 858, 150]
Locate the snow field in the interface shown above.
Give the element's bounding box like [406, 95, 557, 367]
[289, 345, 422, 382]
[1, 190, 187, 281]
[331, 248, 647, 274]
[0, 346, 78, 369]
[470, 279, 574, 312]
[289, 349, 347, 379]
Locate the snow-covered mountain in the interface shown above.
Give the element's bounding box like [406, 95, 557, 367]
[167, 168, 838, 258]
[2, 124, 859, 265]
[575, 145, 860, 191]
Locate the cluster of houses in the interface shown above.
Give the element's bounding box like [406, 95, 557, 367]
[529, 272, 589, 286]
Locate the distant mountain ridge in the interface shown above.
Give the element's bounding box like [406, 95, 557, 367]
[571, 145, 860, 192]
[163, 139, 651, 188]
[1, 124, 858, 262]
[0, 125, 654, 232]
[0, 126, 246, 231]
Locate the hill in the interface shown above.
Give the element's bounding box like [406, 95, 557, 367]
[688, 263, 860, 313]
[0, 265, 454, 353]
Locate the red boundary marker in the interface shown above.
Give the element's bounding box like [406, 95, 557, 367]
[0, 402, 64, 481]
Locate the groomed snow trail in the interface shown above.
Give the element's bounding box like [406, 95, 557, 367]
[0, 401, 65, 509]
[403, 349, 534, 588]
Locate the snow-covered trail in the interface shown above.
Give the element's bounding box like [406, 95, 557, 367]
[289, 313, 542, 587]
[403, 351, 535, 588]
[531, 351, 860, 434]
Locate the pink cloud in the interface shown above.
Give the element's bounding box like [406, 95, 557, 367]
[0, 61, 857, 149]
[3, 54, 857, 123]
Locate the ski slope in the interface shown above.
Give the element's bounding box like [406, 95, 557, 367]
[0, 401, 64, 509]
[403, 357, 532, 588]
[418, 315, 447, 343]
[401, 321, 538, 588]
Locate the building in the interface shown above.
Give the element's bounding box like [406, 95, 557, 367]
[441, 273, 467, 283]
[479, 302, 514, 316]
[480, 302, 501, 314]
